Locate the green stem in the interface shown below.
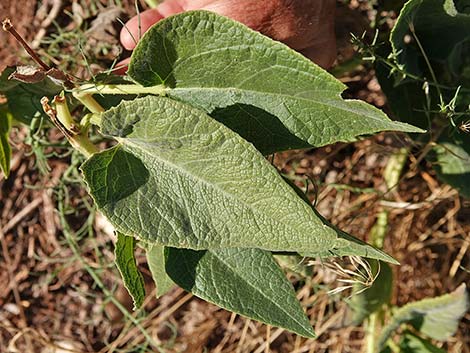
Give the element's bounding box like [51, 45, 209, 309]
[53, 96, 99, 158]
[74, 83, 166, 98]
[366, 313, 379, 353]
[364, 147, 409, 352]
[73, 92, 105, 115]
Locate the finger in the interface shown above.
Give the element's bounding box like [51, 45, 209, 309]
[120, 9, 164, 50]
[156, 0, 186, 17]
[112, 57, 131, 75]
[300, 42, 336, 69]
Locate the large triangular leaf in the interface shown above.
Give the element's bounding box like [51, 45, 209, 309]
[127, 11, 421, 155]
[81, 95, 342, 254]
[378, 284, 469, 349]
[165, 247, 315, 338]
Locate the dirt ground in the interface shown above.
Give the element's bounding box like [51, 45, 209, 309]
[0, 1, 469, 352]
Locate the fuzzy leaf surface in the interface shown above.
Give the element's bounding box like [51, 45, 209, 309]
[82, 96, 341, 253]
[433, 134, 470, 198]
[115, 232, 146, 309]
[165, 247, 315, 338]
[0, 107, 12, 178]
[145, 244, 174, 297]
[128, 11, 421, 154]
[378, 284, 469, 348]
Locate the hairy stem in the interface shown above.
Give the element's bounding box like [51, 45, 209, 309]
[42, 95, 99, 158]
[74, 83, 167, 97]
[73, 92, 106, 115]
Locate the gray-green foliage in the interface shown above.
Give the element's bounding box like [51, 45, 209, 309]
[128, 11, 421, 155]
[77, 10, 426, 336]
[165, 247, 315, 338]
[380, 0, 470, 196]
[2, 10, 428, 337]
[145, 244, 174, 298]
[82, 96, 340, 254]
[115, 232, 146, 309]
[378, 284, 469, 349]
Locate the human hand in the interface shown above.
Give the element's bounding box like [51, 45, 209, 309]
[118, 0, 336, 72]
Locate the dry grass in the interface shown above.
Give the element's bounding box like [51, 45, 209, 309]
[0, 1, 469, 352]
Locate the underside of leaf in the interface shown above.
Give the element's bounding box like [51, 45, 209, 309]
[128, 11, 422, 155]
[81, 96, 341, 254]
[165, 247, 315, 338]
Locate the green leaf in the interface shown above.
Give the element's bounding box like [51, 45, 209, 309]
[145, 244, 174, 297]
[0, 67, 62, 124]
[165, 247, 315, 338]
[348, 261, 393, 324]
[114, 232, 146, 309]
[433, 134, 470, 198]
[128, 11, 421, 155]
[0, 107, 12, 178]
[391, 0, 470, 75]
[378, 284, 469, 349]
[82, 95, 344, 254]
[375, 58, 434, 131]
[398, 332, 447, 353]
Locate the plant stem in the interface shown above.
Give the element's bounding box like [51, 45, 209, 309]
[74, 83, 167, 97]
[2, 18, 50, 71]
[364, 147, 410, 352]
[73, 92, 106, 115]
[383, 147, 408, 191]
[42, 95, 99, 158]
[365, 313, 379, 353]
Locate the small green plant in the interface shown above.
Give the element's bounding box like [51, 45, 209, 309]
[1, 9, 462, 341]
[371, 0, 470, 198]
[345, 149, 468, 353]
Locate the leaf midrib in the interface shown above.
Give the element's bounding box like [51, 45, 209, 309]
[116, 139, 332, 250]
[185, 249, 313, 335]
[167, 86, 406, 126]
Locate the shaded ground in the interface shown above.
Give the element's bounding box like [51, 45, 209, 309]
[1, 1, 469, 352]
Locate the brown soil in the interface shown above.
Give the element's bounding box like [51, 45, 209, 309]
[1, 1, 469, 353]
[0, 0, 38, 71]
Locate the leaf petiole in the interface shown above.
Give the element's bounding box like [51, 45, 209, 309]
[42, 95, 99, 158]
[73, 83, 166, 98]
